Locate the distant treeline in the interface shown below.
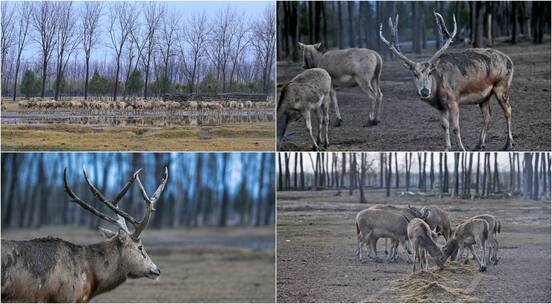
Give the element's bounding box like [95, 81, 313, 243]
[1, 153, 275, 229]
[277, 1, 551, 61]
[278, 152, 551, 202]
[1, 1, 275, 101]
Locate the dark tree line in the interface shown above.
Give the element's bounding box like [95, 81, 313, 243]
[1, 153, 275, 229]
[277, 152, 551, 202]
[277, 1, 551, 61]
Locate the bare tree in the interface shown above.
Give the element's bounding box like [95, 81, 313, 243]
[180, 12, 208, 93]
[31, 1, 58, 98]
[228, 14, 251, 91]
[158, 11, 180, 85]
[54, 2, 80, 101]
[11, 2, 32, 101]
[108, 2, 136, 101]
[1, 2, 16, 95]
[80, 1, 103, 100]
[251, 5, 275, 93]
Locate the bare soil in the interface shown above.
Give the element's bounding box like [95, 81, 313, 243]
[277, 190, 551, 303]
[2, 226, 275, 303]
[277, 38, 551, 151]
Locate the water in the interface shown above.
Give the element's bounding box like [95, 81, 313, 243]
[1, 110, 274, 128]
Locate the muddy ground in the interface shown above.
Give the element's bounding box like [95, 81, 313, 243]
[277, 190, 551, 303]
[277, 38, 551, 151]
[2, 226, 275, 302]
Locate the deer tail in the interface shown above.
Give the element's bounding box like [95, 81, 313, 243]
[496, 219, 501, 234]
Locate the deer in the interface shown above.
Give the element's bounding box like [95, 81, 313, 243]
[442, 218, 489, 272]
[355, 208, 413, 264]
[407, 218, 447, 272]
[277, 68, 332, 151]
[1, 167, 168, 302]
[455, 214, 501, 265]
[380, 12, 514, 151]
[408, 205, 452, 241]
[298, 42, 383, 127]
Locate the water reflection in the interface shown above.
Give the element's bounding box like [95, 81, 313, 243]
[2, 111, 274, 128]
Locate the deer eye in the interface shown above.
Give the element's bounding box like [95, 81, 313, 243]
[138, 245, 143, 251]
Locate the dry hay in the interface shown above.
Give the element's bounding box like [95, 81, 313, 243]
[368, 261, 481, 303]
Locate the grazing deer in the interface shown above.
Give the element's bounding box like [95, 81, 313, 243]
[277, 68, 332, 151]
[408, 205, 452, 241]
[465, 214, 501, 265]
[298, 42, 383, 127]
[380, 12, 514, 151]
[355, 209, 413, 263]
[407, 218, 447, 272]
[443, 218, 489, 272]
[1, 167, 168, 302]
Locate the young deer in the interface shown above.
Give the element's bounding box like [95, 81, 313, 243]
[1, 167, 168, 302]
[380, 12, 514, 151]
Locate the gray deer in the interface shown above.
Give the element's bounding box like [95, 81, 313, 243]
[1, 167, 168, 302]
[380, 12, 514, 151]
[298, 42, 383, 127]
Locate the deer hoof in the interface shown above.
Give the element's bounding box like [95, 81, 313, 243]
[334, 119, 343, 127]
[473, 144, 484, 151]
[493, 257, 501, 265]
[479, 266, 487, 272]
[323, 142, 329, 149]
[363, 120, 377, 127]
[312, 145, 320, 151]
[503, 143, 513, 151]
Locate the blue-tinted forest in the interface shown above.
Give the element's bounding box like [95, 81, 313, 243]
[1, 153, 275, 229]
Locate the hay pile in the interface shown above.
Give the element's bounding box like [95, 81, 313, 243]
[367, 261, 481, 303]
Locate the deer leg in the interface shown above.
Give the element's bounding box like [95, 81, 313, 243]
[495, 89, 514, 150]
[439, 110, 452, 151]
[315, 107, 324, 146]
[302, 110, 319, 151]
[372, 74, 383, 124]
[330, 88, 342, 127]
[356, 77, 379, 127]
[475, 99, 492, 151]
[322, 96, 330, 148]
[449, 103, 466, 151]
[413, 246, 419, 272]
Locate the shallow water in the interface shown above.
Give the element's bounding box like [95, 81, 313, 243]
[1, 110, 274, 128]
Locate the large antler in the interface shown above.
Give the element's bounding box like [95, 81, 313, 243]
[379, 15, 416, 68]
[64, 168, 141, 232]
[428, 12, 457, 65]
[132, 166, 169, 239]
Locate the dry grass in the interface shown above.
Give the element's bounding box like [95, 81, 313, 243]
[0, 122, 275, 151]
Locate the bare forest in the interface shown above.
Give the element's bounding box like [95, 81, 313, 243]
[277, 1, 551, 151]
[1, 1, 276, 100]
[1, 153, 275, 229]
[278, 152, 551, 202]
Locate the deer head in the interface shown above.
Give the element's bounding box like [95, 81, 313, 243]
[380, 12, 457, 99]
[63, 167, 168, 280]
[298, 42, 322, 69]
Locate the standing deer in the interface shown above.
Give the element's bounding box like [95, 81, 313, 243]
[298, 42, 383, 127]
[277, 68, 332, 151]
[380, 12, 514, 151]
[407, 218, 447, 272]
[1, 167, 168, 302]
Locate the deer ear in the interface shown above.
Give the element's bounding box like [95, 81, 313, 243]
[297, 42, 305, 48]
[313, 43, 321, 49]
[98, 227, 118, 239]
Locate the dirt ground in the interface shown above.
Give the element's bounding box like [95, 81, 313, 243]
[277, 38, 551, 151]
[277, 190, 551, 303]
[0, 122, 275, 151]
[1, 226, 275, 302]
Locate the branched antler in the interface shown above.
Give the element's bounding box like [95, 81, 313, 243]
[428, 12, 457, 64]
[379, 14, 416, 68]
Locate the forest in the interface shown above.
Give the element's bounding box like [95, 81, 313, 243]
[1, 152, 275, 229]
[277, 152, 551, 201]
[277, 1, 551, 61]
[0, 1, 276, 101]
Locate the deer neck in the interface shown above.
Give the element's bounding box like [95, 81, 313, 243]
[308, 50, 323, 68]
[84, 239, 128, 297]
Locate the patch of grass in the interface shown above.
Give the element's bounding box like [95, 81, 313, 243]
[1, 122, 275, 151]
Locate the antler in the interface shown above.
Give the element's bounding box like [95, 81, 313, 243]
[64, 167, 168, 239]
[132, 166, 169, 239]
[428, 12, 457, 64]
[407, 204, 424, 218]
[64, 168, 140, 232]
[379, 15, 416, 68]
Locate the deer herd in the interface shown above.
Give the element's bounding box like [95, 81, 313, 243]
[278, 12, 515, 151]
[355, 203, 501, 273]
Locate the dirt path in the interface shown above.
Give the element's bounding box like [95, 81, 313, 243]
[277, 190, 551, 303]
[277, 39, 551, 151]
[2, 227, 275, 302]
